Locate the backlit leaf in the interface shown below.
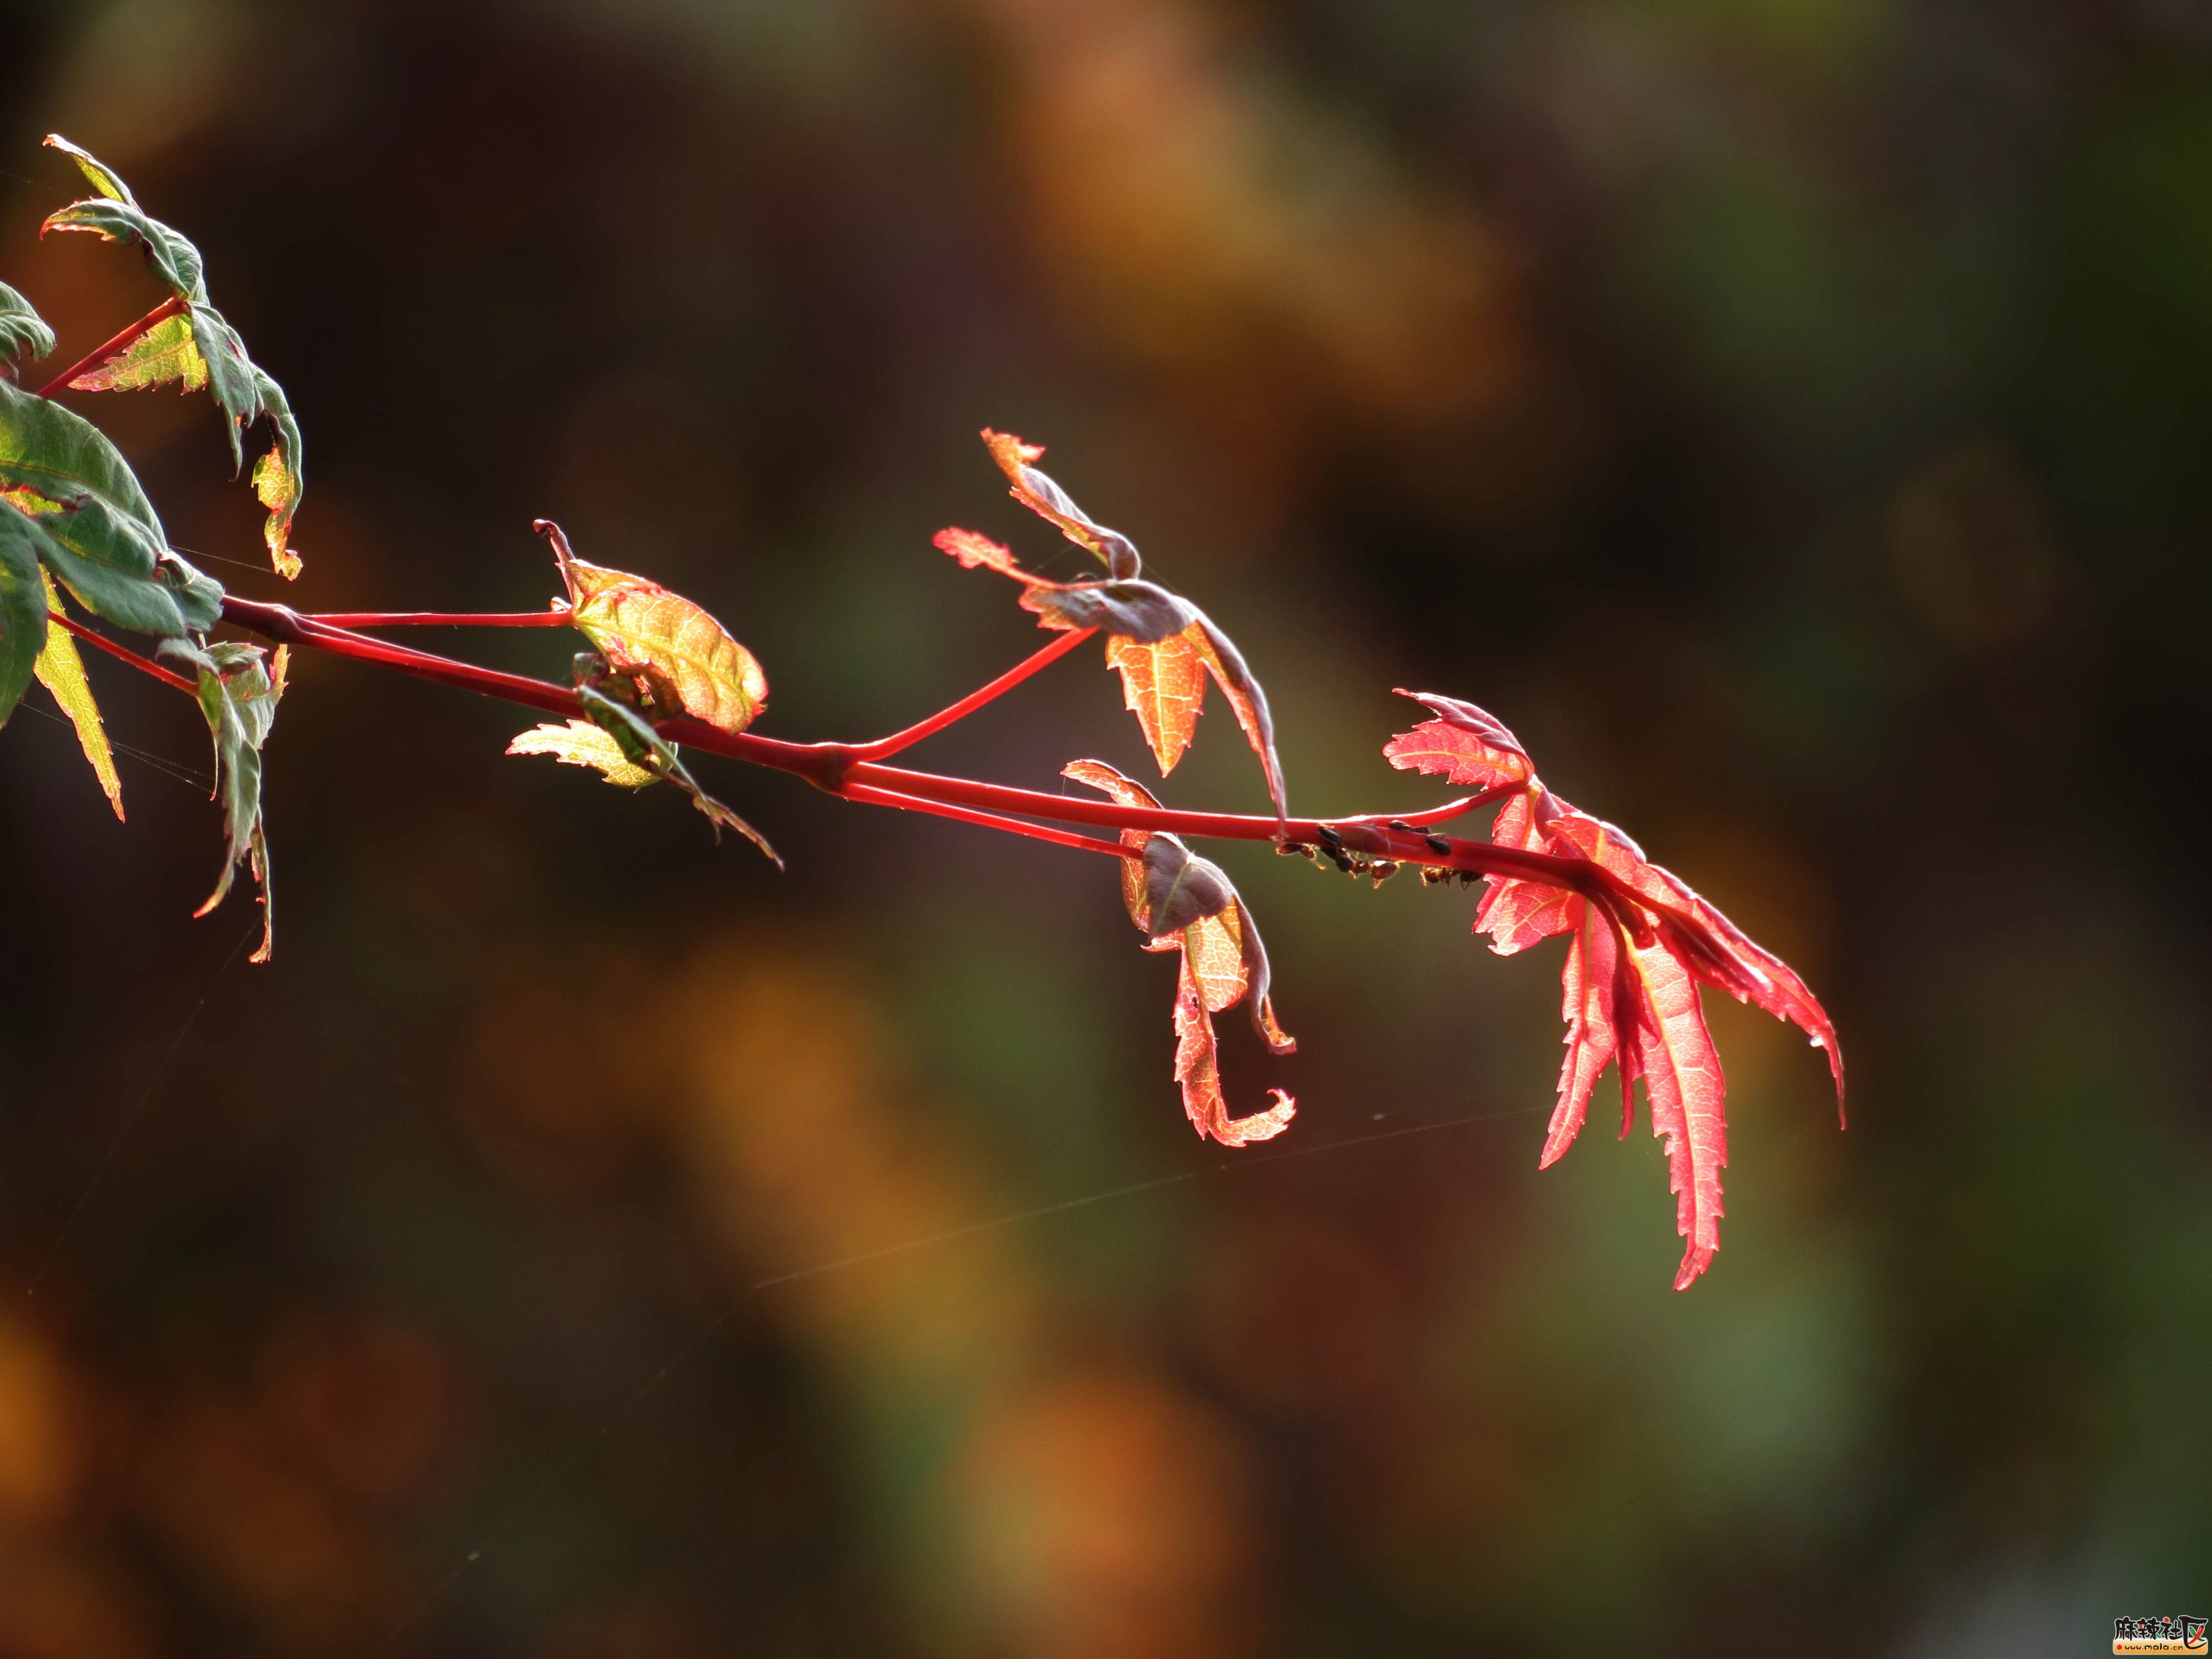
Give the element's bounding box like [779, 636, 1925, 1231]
[1386, 689, 1844, 1288]
[571, 682, 782, 868]
[44, 137, 206, 304]
[40, 195, 206, 304]
[41, 136, 305, 578]
[1066, 759, 1296, 1145]
[0, 283, 55, 375]
[507, 719, 657, 789]
[980, 427, 1141, 577]
[249, 370, 303, 579]
[1172, 917, 1297, 1149]
[69, 310, 206, 393]
[938, 431, 1288, 823]
[31, 572, 122, 819]
[541, 521, 768, 735]
[1104, 628, 1204, 774]
[42, 134, 132, 206]
[162, 638, 283, 963]
[0, 505, 46, 722]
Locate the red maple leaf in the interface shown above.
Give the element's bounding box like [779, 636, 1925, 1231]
[935, 431, 1288, 827]
[1384, 691, 1844, 1288]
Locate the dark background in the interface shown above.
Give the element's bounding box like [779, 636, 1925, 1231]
[2, 1, 2207, 1654]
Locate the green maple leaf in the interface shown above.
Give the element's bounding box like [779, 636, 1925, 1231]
[0, 378, 221, 637]
[162, 637, 284, 962]
[41, 135, 304, 578]
[0, 283, 55, 375]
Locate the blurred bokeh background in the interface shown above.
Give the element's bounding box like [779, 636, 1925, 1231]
[2, 0, 2208, 1652]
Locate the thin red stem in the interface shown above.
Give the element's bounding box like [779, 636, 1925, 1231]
[847, 626, 1095, 760]
[47, 611, 197, 692]
[302, 609, 576, 628]
[37, 295, 189, 399]
[836, 781, 1134, 859]
[222, 598, 582, 720]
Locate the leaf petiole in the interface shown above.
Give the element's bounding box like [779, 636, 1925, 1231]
[46, 609, 196, 692]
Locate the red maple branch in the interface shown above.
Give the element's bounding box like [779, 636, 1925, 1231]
[217, 593, 1729, 962]
[47, 609, 197, 692]
[37, 295, 188, 399]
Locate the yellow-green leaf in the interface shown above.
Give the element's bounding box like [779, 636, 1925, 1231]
[45, 133, 132, 204]
[539, 521, 768, 735]
[507, 719, 658, 789]
[245, 369, 303, 579]
[69, 311, 207, 393]
[571, 684, 784, 868]
[32, 572, 121, 819]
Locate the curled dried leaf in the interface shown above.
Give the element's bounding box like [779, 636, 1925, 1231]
[980, 428, 1141, 577]
[1065, 759, 1296, 1145]
[249, 371, 304, 580]
[541, 520, 768, 735]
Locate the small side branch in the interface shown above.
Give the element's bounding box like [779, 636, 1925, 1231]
[847, 626, 1096, 760]
[37, 295, 189, 399]
[48, 611, 196, 693]
[302, 609, 575, 629]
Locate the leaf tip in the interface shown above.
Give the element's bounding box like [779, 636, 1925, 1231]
[1219, 1089, 1296, 1146]
[933, 525, 1022, 576]
[980, 427, 1044, 467]
[1672, 1245, 1716, 1292]
[533, 518, 571, 556]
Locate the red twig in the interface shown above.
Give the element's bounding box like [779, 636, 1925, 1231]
[846, 626, 1096, 760]
[834, 781, 1134, 859]
[47, 610, 196, 692]
[222, 599, 580, 720]
[302, 609, 576, 629]
[36, 295, 188, 399]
